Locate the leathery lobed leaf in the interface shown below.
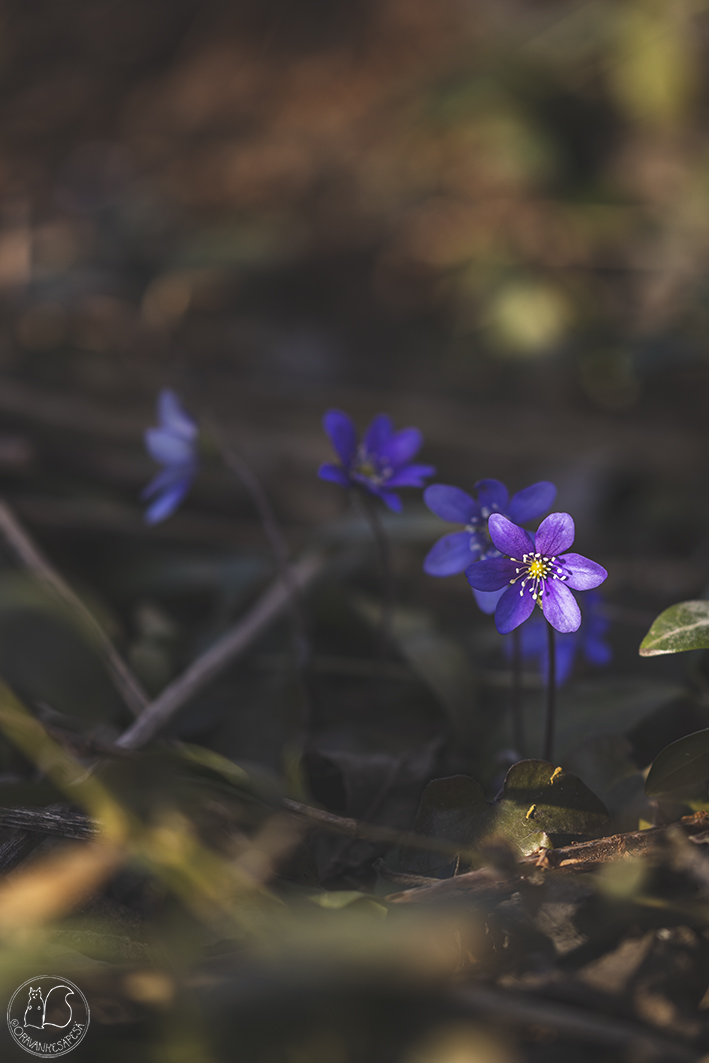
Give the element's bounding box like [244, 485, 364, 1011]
[400, 764, 609, 868]
[639, 600, 709, 656]
[645, 727, 709, 795]
[490, 760, 609, 855]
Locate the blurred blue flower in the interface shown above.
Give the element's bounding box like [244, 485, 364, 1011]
[142, 389, 198, 524]
[466, 512, 607, 634]
[423, 478, 556, 613]
[318, 409, 435, 512]
[505, 591, 612, 686]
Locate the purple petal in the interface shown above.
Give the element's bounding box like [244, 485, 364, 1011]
[542, 581, 581, 633]
[157, 390, 197, 440]
[506, 481, 557, 524]
[535, 512, 575, 557]
[517, 615, 546, 657]
[475, 479, 509, 514]
[145, 427, 195, 466]
[386, 463, 436, 487]
[323, 409, 357, 466]
[141, 464, 192, 500]
[488, 514, 535, 559]
[143, 477, 192, 525]
[557, 553, 607, 591]
[364, 414, 394, 455]
[380, 427, 423, 468]
[472, 587, 506, 614]
[465, 556, 517, 591]
[424, 531, 475, 576]
[377, 487, 402, 512]
[424, 484, 478, 524]
[318, 462, 351, 487]
[495, 585, 536, 634]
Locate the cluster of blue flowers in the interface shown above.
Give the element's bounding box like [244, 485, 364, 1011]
[141, 394, 610, 682]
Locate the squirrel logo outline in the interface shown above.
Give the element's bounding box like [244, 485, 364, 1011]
[22, 985, 74, 1030]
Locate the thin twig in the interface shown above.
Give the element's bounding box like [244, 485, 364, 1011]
[116, 552, 327, 750]
[283, 797, 484, 862]
[0, 500, 149, 718]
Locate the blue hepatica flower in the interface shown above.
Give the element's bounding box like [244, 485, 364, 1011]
[466, 511, 607, 634]
[142, 389, 199, 525]
[318, 409, 435, 512]
[423, 478, 556, 613]
[505, 591, 612, 686]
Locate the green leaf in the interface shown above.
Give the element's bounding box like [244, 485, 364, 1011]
[404, 775, 490, 874]
[489, 760, 609, 855]
[403, 765, 609, 864]
[639, 601, 709, 656]
[645, 727, 709, 795]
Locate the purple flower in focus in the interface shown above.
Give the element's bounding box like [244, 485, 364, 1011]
[142, 389, 199, 525]
[466, 511, 607, 634]
[423, 478, 556, 613]
[318, 409, 435, 512]
[504, 591, 612, 686]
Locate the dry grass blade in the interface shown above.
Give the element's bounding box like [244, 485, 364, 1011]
[0, 499, 149, 717]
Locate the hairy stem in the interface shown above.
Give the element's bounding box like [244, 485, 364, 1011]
[511, 627, 525, 757]
[543, 621, 556, 762]
[208, 422, 316, 733]
[358, 492, 394, 655]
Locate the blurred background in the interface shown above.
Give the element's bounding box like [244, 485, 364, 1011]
[0, 0, 705, 544]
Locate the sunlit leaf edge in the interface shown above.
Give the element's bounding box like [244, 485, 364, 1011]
[645, 726, 709, 795]
[639, 600, 709, 656]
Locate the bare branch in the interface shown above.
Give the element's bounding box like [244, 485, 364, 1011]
[117, 552, 327, 750]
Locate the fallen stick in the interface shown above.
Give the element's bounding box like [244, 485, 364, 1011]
[0, 499, 149, 718]
[0, 807, 96, 841]
[0, 832, 46, 874]
[3, 804, 709, 885]
[387, 812, 709, 903]
[116, 552, 327, 750]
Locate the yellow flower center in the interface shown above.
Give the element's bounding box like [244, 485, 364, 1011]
[508, 551, 567, 604]
[357, 460, 377, 478]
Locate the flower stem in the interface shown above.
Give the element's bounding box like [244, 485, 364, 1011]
[208, 422, 315, 730]
[511, 627, 525, 758]
[358, 491, 394, 655]
[543, 621, 556, 763]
